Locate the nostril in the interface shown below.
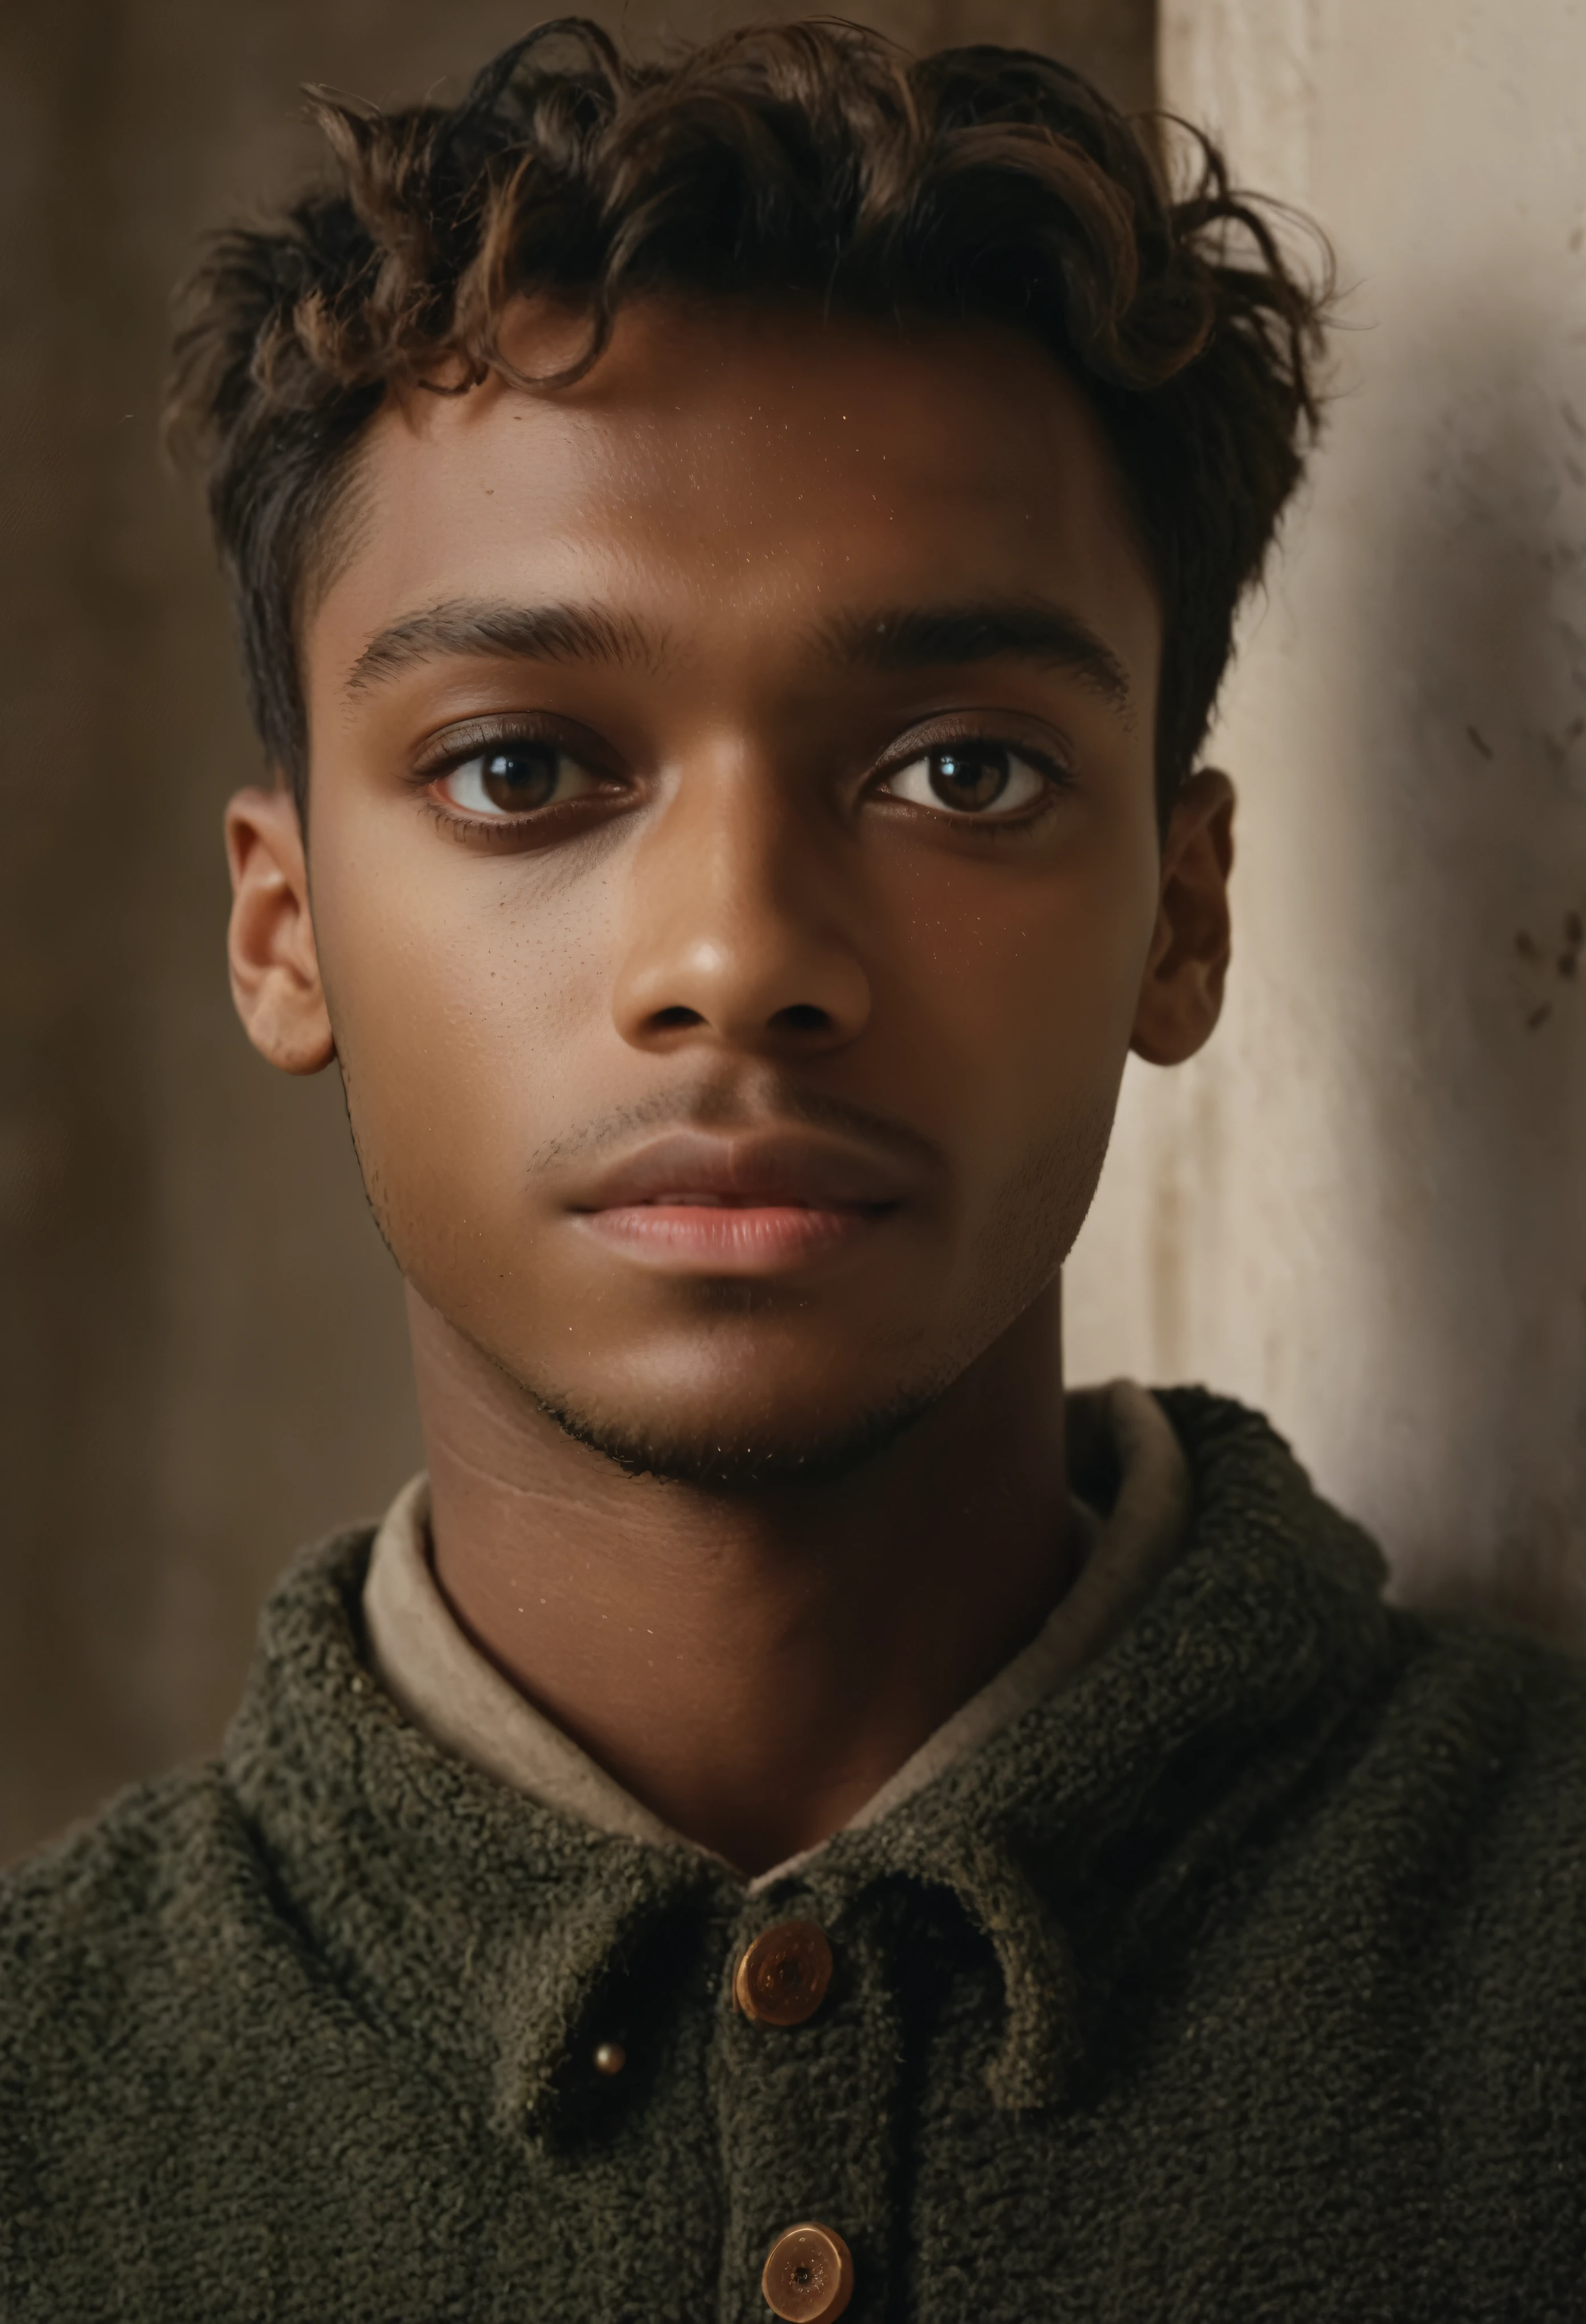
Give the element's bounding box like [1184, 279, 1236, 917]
[649, 1005, 706, 1030]
[773, 1003, 832, 1034]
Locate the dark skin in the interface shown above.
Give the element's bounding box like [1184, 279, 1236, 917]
[226, 298, 1233, 1874]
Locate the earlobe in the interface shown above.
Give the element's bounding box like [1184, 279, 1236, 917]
[224, 784, 336, 1075]
[1130, 767, 1236, 1068]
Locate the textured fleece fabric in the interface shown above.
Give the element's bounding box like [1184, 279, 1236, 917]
[3, 1391, 1586, 2322]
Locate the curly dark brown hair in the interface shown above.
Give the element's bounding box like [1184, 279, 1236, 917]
[167, 16, 1331, 815]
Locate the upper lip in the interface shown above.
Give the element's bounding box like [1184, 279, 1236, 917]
[571, 1128, 916, 1212]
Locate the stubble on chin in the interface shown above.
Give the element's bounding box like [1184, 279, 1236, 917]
[519, 1367, 947, 1490]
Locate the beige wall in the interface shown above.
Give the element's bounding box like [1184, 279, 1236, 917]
[0, 1, 1154, 1861]
[1066, 0, 1586, 1644]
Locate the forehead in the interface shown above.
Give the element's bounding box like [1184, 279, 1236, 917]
[313, 297, 1159, 692]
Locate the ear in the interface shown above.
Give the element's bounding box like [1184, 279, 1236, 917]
[1130, 767, 1235, 1067]
[224, 784, 336, 1075]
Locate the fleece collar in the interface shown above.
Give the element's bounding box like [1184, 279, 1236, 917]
[223, 1392, 1393, 2131]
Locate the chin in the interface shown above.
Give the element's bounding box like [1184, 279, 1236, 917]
[527, 1375, 942, 1491]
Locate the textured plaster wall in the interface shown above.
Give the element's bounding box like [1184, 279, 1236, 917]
[0, 0, 1154, 1861]
[1066, 0, 1586, 1643]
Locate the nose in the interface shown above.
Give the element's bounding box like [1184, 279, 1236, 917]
[610, 755, 872, 1058]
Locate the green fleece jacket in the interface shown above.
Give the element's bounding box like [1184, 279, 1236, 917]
[3, 1392, 1585, 2321]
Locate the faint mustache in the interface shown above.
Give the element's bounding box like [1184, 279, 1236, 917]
[523, 1078, 947, 1183]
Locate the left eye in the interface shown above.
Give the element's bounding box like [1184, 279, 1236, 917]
[436, 742, 604, 819]
[881, 743, 1050, 818]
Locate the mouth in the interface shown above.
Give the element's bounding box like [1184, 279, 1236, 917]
[567, 1127, 912, 1275]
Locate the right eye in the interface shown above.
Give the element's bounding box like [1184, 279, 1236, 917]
[436, 742, 606, 819]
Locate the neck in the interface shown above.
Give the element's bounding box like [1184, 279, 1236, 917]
[408, 1285, 1078, 1875]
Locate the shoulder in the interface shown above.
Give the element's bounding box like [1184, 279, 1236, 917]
[1148, 1386, 1586, 1990]
[0, 1761, 288, 2097]
[0, 1530, 387, 2097]
[1369, 1602, 1586, 1857]
[0, 1747, 354, 2299]
[1160, 1384, 1586, 1826]
[1225, 1601, 1586, 2047]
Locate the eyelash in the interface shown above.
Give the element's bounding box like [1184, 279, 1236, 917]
[412, 720, 1074, 838]
[412, 719, 617, 841]
[874, 735, 1073, 828]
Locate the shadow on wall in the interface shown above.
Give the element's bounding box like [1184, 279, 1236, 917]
[1343, 293, 1586, 1643]
[1065, 276, 1586, 1656]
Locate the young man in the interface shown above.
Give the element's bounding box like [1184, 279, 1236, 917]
[5, 19, 1584, 2319]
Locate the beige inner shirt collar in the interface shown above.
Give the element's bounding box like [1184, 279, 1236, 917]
[363, 1378, 1188, 1892]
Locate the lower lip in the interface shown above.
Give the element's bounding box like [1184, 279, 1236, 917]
[577, 1202, 889, 1273]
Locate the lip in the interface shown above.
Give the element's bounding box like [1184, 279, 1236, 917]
[575, 1128, 913, 1212]
[568, 1128, 914, 1275]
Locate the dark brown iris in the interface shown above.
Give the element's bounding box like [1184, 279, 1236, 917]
[480, 744, 561, 813]
[927, 743, 1010, 811]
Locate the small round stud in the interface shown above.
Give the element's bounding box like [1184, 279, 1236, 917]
[592, 2040, 627, 2077]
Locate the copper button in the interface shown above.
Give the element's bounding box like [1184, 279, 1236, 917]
[761, 2222, 854, 2322]
[734, 1921, 833, 2027]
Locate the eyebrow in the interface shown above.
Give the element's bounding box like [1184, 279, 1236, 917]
[343, 590, 1134, 717]
[812, 600, 1134, 716]
[345, 599, 659, 694]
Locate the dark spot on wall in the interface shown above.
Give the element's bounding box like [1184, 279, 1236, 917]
[1544, 713, 1586, 765]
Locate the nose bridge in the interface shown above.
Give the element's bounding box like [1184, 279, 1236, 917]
[611, 746, 870, 1051]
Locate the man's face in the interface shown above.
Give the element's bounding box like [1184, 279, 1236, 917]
[293, 300, 1171, 1476]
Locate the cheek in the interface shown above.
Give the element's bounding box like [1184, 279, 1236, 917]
[309, 825, 619, 1254]
[948, 872, 1154, 1323]
[876, 838, 1157, 1176]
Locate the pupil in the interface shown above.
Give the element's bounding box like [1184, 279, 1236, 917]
[481, 746, 558, 812]
[929, 744, 1008, 811]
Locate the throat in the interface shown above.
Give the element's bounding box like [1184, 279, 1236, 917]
[407, 1284, 1077, 1873]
